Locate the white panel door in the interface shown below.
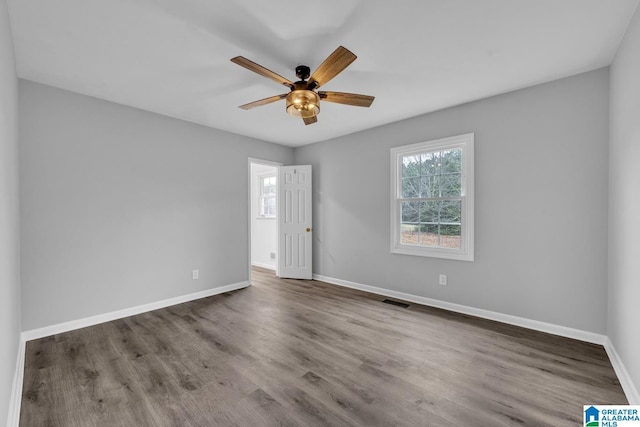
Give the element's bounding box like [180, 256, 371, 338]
[277, 165, 312, 279]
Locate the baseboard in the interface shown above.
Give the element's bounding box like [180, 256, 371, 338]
[22, 281, 250, 342]
[7, 337, 26, 427]
[251, 262, 276, 271]
[313, 274, 607, 345]
[604, 338, 640, 404]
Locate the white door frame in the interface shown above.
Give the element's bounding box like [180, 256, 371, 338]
[247, 158, 282, 285]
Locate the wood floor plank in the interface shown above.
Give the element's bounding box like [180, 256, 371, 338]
[20, 267, 627, 426]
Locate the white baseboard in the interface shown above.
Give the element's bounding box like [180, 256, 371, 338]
[313, 274, 607, 345]
[251, 262, 276, 271]
[604, 338, 640, 404]
[7, 337, 26, 427]
[22, 281, 250, 342]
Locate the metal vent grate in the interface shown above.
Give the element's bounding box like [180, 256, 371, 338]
[381, 299, 410, 308]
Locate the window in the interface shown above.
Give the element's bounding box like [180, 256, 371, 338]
[390, 133, 474, 261]
[259, 174, 277, 218]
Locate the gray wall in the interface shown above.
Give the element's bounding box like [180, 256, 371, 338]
[0, 0, 21, 423]
[19, 80, 293, 330]
[609, 5, 640, 401]
[295, 68, 610, 334]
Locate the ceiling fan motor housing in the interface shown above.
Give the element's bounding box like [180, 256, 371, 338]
[295, 65, 311, 80]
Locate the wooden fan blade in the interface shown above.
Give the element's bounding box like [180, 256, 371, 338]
[231, 56, 294, 88]
[318, 91, 375, 107]
[303, 116, 318, 125]
[308, 46, 357, 89]
[239, 94, 288, 110]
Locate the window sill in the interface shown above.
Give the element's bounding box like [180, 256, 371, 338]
[391, 245, 474, 262]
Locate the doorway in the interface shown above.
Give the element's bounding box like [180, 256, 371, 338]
[249, 159, 280, 279]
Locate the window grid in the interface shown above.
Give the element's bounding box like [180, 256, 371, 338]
[259, 175, 276, 218]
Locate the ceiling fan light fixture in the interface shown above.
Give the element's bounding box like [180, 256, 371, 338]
[286, 90, 320, 118]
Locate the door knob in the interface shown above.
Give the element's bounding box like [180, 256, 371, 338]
[306, 227, 311, 232]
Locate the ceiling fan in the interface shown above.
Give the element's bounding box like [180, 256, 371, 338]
[231, 46, 374, 125]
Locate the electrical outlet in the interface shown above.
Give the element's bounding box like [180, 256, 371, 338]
[192, 269, 199, 280]
[439, 274, 447, 286]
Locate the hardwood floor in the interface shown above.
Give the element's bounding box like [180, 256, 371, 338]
[20, 267, 627, 426]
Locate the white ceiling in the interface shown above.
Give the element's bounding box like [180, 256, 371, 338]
[7, 0, 639, 147]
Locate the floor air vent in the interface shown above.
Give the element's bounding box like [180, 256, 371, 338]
[382, 299, 410, 308]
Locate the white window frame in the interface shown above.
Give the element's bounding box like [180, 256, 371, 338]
[258, 173, 277, 219]
[390, 133, 474, 261]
